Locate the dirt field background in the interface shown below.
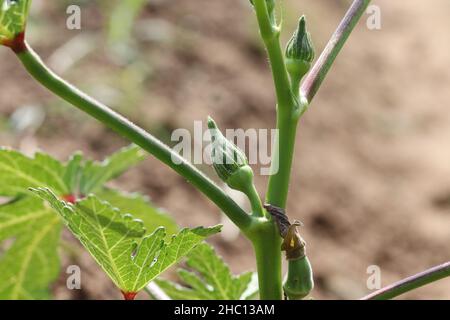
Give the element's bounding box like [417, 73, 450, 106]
[1, 0, 450, 299]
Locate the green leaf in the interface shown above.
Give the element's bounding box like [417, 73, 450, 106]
[0, 146, 148, 299]
[0, 0, 31, 44]
[32, 188, 221, 294]
[63, 152, 83, 194]
[79, 145, 145, 194]
[0, 197, 61, 299]
[0, 148, 69, 197]
[0, 145, 145, 198]
[96, 188, 178, 237]
[156, 243, 256, 300]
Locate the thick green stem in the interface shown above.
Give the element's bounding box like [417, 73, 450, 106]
[257, 0, 371, 301]
[266, 112, 299, 209]
[253, 0, 301, 209]
[250, 221, 283, 300]
[253, 1, 294, 110]
[361, 261, 450, 300]
[15, 43, 252, 231]
[252, 0, 296, 300]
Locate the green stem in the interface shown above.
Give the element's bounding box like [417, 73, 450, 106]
[243, 184, 265, 218]
[253, 1, 294, 110]
[361, 261, 450, 300]
[254, 0, 302, 209]
[258, 0, 371, 301]
[290, 75, 302, 101]
[267, 0, 371, 207]
[250, 221, 283, 300]
[15, 42, 252, 231]
[252, 0, 296, 300]
[266, 112, 299, 209]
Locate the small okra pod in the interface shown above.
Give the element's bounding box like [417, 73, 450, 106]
[284, 255, 314, 300]
[282, 222, 314, 300]
[265, 205, 314, 300]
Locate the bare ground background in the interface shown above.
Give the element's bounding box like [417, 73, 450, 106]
[1, 0, 450, 299]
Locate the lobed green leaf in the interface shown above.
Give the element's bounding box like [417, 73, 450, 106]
[156, 243, 257, 300]
[79, 145, 145, 194]
[0, 148, 69, 197]
[0, 146, 151, 299]
[96, 188, 178, 237]
[32, 188, 221, 294]
[0, 145, 145, 198]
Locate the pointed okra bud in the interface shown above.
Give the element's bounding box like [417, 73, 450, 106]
[285, 16, 315, 83]
[208, 117, 254, 194]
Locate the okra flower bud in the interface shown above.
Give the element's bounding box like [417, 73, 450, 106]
[285, 16, 315, 83]
[208, 117, 254, 194]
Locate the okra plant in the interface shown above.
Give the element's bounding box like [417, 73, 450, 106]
[1, 0, 449, 300]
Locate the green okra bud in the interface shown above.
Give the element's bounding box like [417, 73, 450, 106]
[285, 16, 315, 83]
[208, 117, 254, 193]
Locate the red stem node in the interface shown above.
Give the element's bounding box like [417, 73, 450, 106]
[121, 291, 138, 301]
[3, 32, 27, 53]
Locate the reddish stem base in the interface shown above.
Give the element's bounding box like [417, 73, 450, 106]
[3, 32, 27, 53]
[121, 291, 138, 301]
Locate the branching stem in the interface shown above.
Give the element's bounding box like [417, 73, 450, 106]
[254, 0, 372, 300]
